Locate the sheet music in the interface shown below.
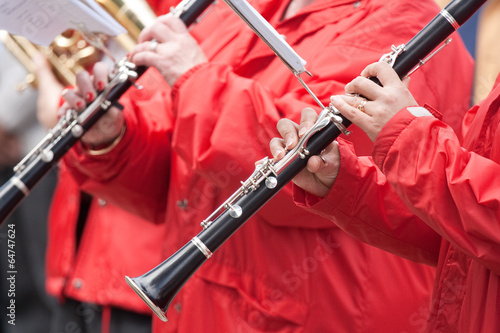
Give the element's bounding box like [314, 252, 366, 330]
[223, 0, 307, 75]
[0, 0, 126, 46]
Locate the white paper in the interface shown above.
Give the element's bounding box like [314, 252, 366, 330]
[223, 0, 307, 74]
[0, 0, 126, 46]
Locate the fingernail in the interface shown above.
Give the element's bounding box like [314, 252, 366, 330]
[286, 138, 294, 148]
[76, 101, 84, 109]
[97, 81, 105, 91]
[298, 127, 307, 136]
[85, 92, 95, 102]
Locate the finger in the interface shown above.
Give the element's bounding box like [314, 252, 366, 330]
[75, 70, 96, 104]
[137, 18, 175, 44]
[92, 62, 110, 92]
[306, 141, 339, 174]
[138, 21, 161, 44]
[276, 118, 300, 150]
[129, 51, 162, 69]
[158, 14, 189, 33]
[57, 102, 71, 118]
[254, 157, 267, 166]
[322, 140, 340, 164]
[402, 76, 411, 88]
[298, 107, 319, 137]
[330, 95, 371, 125]
[293, 140, 340, 198]
[269, 137, 287, 161]
[336, 95, 371, 115]
[360, 61, 402, 87]
[344, 76, 382, 101]
[130, 38, 163, 60]
[61, 89, 85, 111]
[305, 155, 323, 173]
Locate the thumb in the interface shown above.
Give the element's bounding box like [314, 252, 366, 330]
[402, 76, 411, 88]
[32, 51, 65, 128]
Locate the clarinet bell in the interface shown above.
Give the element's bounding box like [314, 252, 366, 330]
[125, 239, 211, 322]
[125, 275, 169, 322]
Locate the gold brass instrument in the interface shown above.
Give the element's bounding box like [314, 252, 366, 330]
[96, 0, 157, 51]
[0, 0, 157, 91]
[0, 31, 98, 90]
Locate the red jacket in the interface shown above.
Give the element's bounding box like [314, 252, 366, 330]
[45, 0, 174, 316]
[297, 76, 500, 332]
[63, 0, 473, 331]
[294, 61, 500, 333]
[46, 163, 168, 314]
[375, 82, 500, 332]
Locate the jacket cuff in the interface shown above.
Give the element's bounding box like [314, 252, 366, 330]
[293, 138, 360, 220]
[372, 106, 433, 170]
[63, 112, 135, 181]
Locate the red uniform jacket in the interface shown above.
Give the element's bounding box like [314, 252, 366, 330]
[45, 0, 176, 316]
[46, 165, 169, 314]
[298, 75, 500, 332]
[374, 80, 500, 332]
[62, 0, 473, 331]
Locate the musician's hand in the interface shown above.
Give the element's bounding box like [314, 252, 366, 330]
[330, 62, 417, 142]
[270, 108, 340, 198]
[32, 51, 65, 129]
[129, 14, 208, 86]
[58, 62, 125, 148]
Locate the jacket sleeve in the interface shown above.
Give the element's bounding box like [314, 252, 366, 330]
[373, 107, 500, 274]
[293, 138, 442, 266]
[62, 68, 173, 223]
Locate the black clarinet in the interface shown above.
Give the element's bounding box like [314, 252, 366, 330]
[125, 0, 487, 323]
[0, 0, 215, 224]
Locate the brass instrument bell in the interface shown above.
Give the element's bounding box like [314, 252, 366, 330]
[0, 0, 157, 91]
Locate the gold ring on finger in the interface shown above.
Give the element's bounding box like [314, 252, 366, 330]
[357, 99, 367, 113]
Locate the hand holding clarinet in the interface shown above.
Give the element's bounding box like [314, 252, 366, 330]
[270, 61, 418, 196]
[58, 13, 208, 149]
